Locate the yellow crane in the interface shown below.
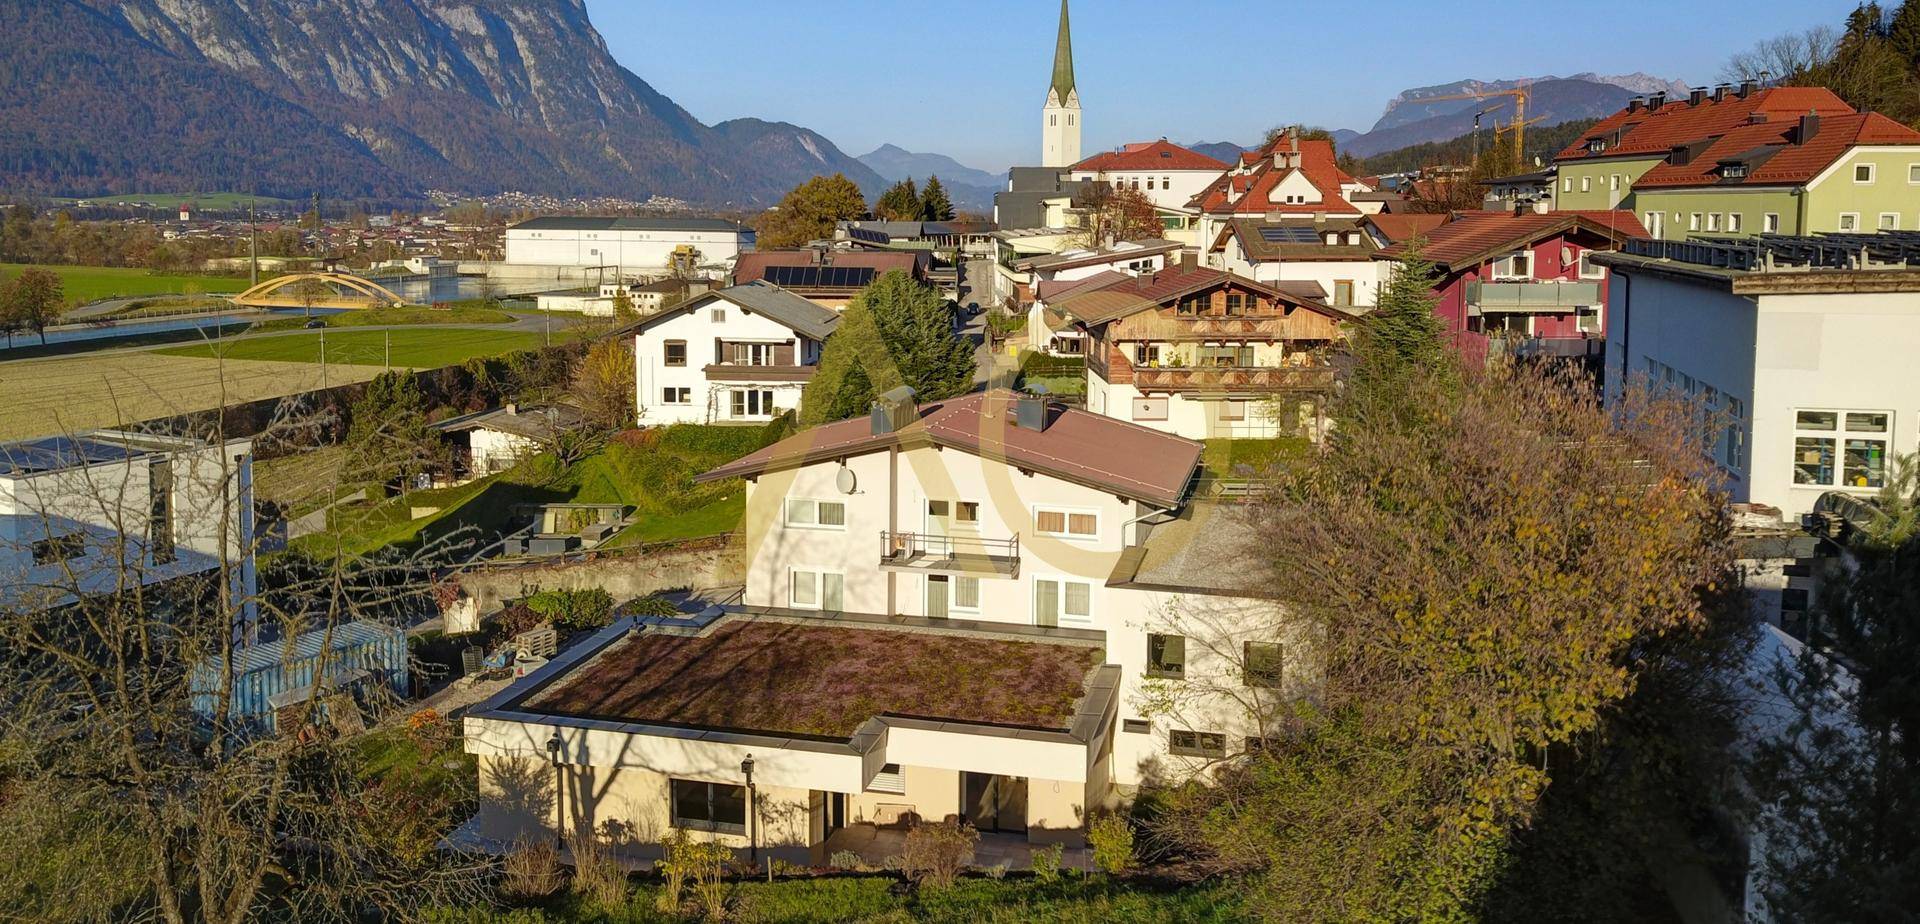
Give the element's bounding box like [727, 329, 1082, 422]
[1415, 83, 1533, 167]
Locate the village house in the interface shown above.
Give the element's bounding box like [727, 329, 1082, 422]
[731, 250, 930, 310]
[1068, 140, 1230, 245]
[1207, 211, 1449, 312]
[631, 282, 840, 426]
[1374, 209, 1645, 364]
[460, 390, 1301, 864]
[0, 430, 258, 618]
[1190, 129, 1379, 272]
[433, 405, 584, 480]
[1057, 263, 1348, 439]
[1595, 232, 1920, 519]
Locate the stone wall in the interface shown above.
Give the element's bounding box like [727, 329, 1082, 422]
[453, 542, 743, 621]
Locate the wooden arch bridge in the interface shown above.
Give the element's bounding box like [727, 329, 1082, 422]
[232, 273, 408, 310]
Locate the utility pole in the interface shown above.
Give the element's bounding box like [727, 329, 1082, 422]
[248, 203, 258, 287]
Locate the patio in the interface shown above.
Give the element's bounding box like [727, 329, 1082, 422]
[824, 823, 1092, 871]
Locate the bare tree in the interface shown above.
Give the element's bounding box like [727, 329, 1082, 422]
[1723, 26, 1840, 83]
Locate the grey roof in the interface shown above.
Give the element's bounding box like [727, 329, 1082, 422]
[1108, 502, 1272, 597]
[433, 405, 585, 441]
[0, 431, 202, 477]
[509, 216, 752, 234]
[1015, 239, 1183, 272]
[640, 281, 841, 341]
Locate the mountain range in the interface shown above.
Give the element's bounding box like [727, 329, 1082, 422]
[854, 145, 1001, 211]
[0, 0, 888, 206]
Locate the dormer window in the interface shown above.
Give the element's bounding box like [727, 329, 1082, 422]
[1722, 163, 1749, 179]
[1587, 138, 1607, 154]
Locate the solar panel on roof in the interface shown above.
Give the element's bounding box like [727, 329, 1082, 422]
[1257, 227, 1321, 244]
[763, 265, 878, 289]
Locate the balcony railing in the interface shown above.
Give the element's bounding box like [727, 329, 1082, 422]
[879, 530, 1020, 579]
[1466, 280, 1602, 313]
[1131, 365, 1335, 393]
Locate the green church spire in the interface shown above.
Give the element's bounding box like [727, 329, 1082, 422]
[1050, 0, 1076, 105]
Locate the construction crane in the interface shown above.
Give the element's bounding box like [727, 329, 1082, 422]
[1416, 84, 1533, 167]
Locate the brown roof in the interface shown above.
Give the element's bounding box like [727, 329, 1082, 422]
[1050, 264, 1342, 326]
[1634, 111, 1920, 189]
[733, 250, 928, 285]
[1556, 86, 1855, 163]
[1073, 139, 1230, 173]
[1367, 213, 1450, 244]
[1376, 210, 1648, 271]
[696, 390, 1204, 508]
[1191, 135, 1362, 216]
[1223, 217, 1380, 262]
[529, 619, 1100, 738]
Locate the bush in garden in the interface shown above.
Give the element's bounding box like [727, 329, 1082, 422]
[655, 829, 731, 916]
[500, 839, 564, 899]
[524, 588, 615, 633]
[493, 603, 544, 639]
[1030, 842, 1064, 882]
[1088, 813, 1135, 875]
[404, 708, 453, 754]
[901, 821, 977, 889]
[569, 833, 629, 910]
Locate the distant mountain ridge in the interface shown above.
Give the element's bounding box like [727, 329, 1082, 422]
[0, 0, 887, 205]
[855, 145, 1001, 211]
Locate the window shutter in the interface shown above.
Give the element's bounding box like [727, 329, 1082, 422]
[774, 341, 795, 365]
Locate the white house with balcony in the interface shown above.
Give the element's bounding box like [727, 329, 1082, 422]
[459, 390, 1304, 864]
[1596, 235, 1920, 519]
[631, 282, 839, 426]
[0, 430, 257, 617]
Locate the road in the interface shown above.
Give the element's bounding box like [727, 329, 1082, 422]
[959, 257, 1016, 389]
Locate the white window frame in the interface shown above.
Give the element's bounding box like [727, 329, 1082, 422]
[1491, 250, 1533, 280]
[789, 567, 845, 611]
[1727, 212, 1744, 233]
[1908, 163, 1920, 184]
[662, 386, 691, 405]
[729, 387, 775, 419]
[1032, 505, 1100, 540]
[784, 498, 847, 530]
[1855, 163, 1877, 184]
[1644, 212, 1664, 237]
[1763, 213, 1781, 233]
[1580, 176, 1592, 193]
[1705, 213, 1721, 232]
[1562, 177, 1573, 193]
[1881, 212, 1902, 231]
[709, 308, 726, 322]
[1688, 213, 1702, 232]
[1839, 212, 1861, 232]
[1791, 409, 1892, 491]
[926, 574, 981, 615]
[1032, 574, 1094, 627]
[1577, 252, 1607, 279]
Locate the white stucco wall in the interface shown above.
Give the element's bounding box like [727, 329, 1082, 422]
[633, 295, 821, 426]
[504, 227, 754, 271]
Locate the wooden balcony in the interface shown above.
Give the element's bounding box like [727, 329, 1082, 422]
[879, 531, 1021, 579]
[1130, 365, 1335, 394]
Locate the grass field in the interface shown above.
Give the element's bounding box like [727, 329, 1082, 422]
[0, 352, 385, 441]
[158, 329, 548, 368]
[247, 305, 515, 334]
[0, 263, 249, 306]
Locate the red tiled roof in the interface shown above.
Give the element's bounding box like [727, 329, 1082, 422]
[1072, 139, 1229, 173]
[1556, 86, 1855, 162]
[1375, 210, 1647, 270]
[1635, 112, 1920, 188]
[1367, 213, 1450, 243]
[696, 391, 1205, 508]
[1191, 136, 1361, 216]
[733, 250, 926, 285]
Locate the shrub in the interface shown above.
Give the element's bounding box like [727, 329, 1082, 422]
[525, 588, 615, 633]
[901, 821, 977, 889]
[493, 603, 545, 639]
[828, 849, 864, 871]
[1088, 813, 1135, 875]
[569, 834, 629, 910]
[1030, 842, 1065, 883]
[405, 708, 454, 754]
[656, 829, 731, 917]
[500, 839, 564, 899]
[624, 595, 681, 618]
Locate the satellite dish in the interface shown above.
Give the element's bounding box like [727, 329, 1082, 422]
[836, 465, 857, 495]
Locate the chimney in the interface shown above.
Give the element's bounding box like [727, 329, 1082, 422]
[1627, 96, 1644, 113]
[1712, 84, 1731, 102]
[504, 403, 518, 416]
[1688, 88, 1708, 106]
[869, 386, 918, 436]
[1013, 391, 1050, 432]
[1648, 91, 1667, 109]
[1748, 111, 1770, 125]
[1798, 113, 1821, 145]
[1513, 201, 1528, 216]
[1739, 79, 1759, 98]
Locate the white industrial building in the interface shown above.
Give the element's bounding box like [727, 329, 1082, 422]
[503, 217, 755, 277]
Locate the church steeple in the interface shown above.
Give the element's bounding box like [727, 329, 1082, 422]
[1048, 0, 1076, 107]
[1041, 0, 1081, 168]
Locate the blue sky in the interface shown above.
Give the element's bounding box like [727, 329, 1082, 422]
[584, 0, 1859, 173]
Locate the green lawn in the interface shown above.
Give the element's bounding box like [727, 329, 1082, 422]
[423, 876, 1242, 923]
[1203, 436, 1312, 474]
[247, 304, 517, 333]
[157, 328, 548, 367]
[52, 192, 294, 210]
[0, 263, 249, 306]
[604, 494, 744, 547]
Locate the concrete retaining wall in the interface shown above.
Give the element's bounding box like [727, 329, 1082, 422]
[452, 543, 743, 623]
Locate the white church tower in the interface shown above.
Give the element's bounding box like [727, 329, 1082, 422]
[1041, 0, 1081, 168]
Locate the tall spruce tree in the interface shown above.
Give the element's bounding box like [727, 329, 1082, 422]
[1340, 239, 1451, 433]
[800, 270, 973, 423]
[873, 178, 921, 221]
[919, 176, 955, 221]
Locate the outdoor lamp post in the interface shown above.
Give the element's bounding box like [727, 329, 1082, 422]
[741, 754, 757, 863]
[546, 730, 565, 852]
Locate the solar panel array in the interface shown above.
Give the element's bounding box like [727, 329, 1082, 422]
[846, 227, 890, 245]
[1257, 227, 1323, 244]
[1623, 231, 1920, 272]
[0, 436, 137, 476]
[762, 265, 880, 289]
